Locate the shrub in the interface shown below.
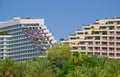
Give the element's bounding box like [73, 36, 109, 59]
[85, 31, 88, 35]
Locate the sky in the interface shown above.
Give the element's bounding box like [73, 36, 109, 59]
[0, 0, 120, 42]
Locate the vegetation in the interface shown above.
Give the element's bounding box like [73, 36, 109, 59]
[84, 31, 88, 35]
[0, 44, 120, 77]
[0, 31, 9, 35]
[60, 38, 65, 41]
[92, 30, 95, 34]
[99, 26, 105, 29]
[90, 26, 94, 29]
[109, 26, 114, 30]
[95, 36, 100, 40]
[102, 31, 107, 35]
[71, 42, 75, 45]
[76, 37, 80, 39]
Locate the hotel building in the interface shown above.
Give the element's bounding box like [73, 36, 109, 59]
[0, 17, 56, 62]
[62, 17, 120, 59]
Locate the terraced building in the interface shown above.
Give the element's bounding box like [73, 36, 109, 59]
[0, 17, 56, 62]
[62, 17, 120, 59]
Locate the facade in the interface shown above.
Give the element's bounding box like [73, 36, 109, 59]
[0, 17, 56, 62]
[62, 17, 120, 59]
[0, 35, 12, 60]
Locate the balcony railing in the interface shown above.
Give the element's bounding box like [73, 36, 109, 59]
[95, 49, 100, 52]
[116, 33, 120, 35]
[117, 39, 120, 41]
[109, 44, 114, 46]
[109, 50, 114, 52]
[103, 39, 107, 41]
[109, 39, 114, 41]
[102, 44, 107, 46]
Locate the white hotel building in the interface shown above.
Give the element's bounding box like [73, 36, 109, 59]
[0, 17, 56, 62]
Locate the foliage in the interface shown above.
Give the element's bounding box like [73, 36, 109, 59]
[95, 36, 100, 40]
[71, 42, 75, 44]
[99, 26, 105, 29]
[92, 30, 95, 34]
[102, 31, 107, 35]
[47, 43, 72, 68]
[90, 26, 94, 29]
[0, 44, 120, 77]
[0, 31, 9, 35]
[60, 38, 65, 41]
[109, 26, 114, 30]
[84, 31, 88, 35]
[69, 34, 76, 36]
[76, 37, 80, 39]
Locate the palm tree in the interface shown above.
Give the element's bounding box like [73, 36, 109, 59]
[14, 62, 30, 77]
[31, 58, 53, 77]
[72, 52, 82, 67]
[47, 44, 72, 68]
[89, 56, 108, 77]
[65, 66, 89, 77]
[105, 59, 120, 77]
[0, 58, 15, 77]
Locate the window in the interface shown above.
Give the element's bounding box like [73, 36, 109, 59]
[117, 21, 120, 24]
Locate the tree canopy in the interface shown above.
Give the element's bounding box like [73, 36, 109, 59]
[0, 44, 120, 77]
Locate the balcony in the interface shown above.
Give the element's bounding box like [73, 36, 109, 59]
[71, 50, 79, 52]
[102, 53, 107, 57]
[116, 48, 120, 52]
[109, 56, 115, 58]
[88, 49, 93, 52]
[109, 44, 114, 47]
[95, 49, 100, 52]
[69, 34, 76, 36]
[102, 38, 107, 41]
[88, 52, 93, 55]
[94, 52, 100, 55]
[70, 37, 76, 40]
[95, 44, 100, 46]
[117, 44, 120, 47]
[116, 53, 120, 58]
[102, 44, 107, 46]
[109, 39, 114, 42]
[88, 42, 93, 45]
[109, 32, 114, 35]
[116, 32, 120, 36]
[109, 50, 114, 52]
[116, 39, 120, 41]
[117, 27, 120, 30]
[102, 49, 107, 52]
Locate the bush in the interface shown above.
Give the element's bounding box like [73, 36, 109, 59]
[85, 31, 88, 35]
[0, 31, 9, 35]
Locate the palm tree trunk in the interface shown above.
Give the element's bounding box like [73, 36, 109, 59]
[2, 70, 6, 77]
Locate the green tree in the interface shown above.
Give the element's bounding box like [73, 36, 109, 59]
[47, 43, 72, 77]
[31, 58, 53, 77]
[0, 58, 15, 77]
[65, 66, 89, 77]
[14, 62, 30, 77]
[60, 38, 65, 41]
[47, 43, 72, 68]
[105, 59, 120, 77]
[89, 56, 108, 77]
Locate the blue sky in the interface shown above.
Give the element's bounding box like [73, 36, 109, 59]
[0, 0, 120, 42]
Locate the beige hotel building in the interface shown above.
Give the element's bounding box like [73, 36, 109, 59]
[62, 17, 120, 59]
